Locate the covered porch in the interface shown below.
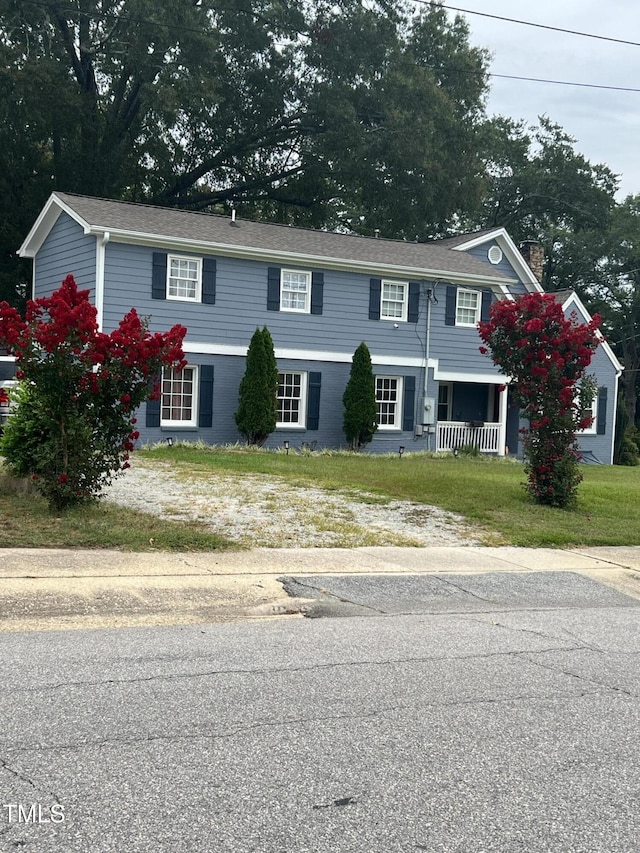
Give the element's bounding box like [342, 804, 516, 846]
[434, 380, 517, 456]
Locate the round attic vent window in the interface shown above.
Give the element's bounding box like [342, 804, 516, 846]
[488, 245, 503, 265]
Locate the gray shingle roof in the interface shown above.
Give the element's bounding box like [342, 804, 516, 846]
[54, 193, 514, 282]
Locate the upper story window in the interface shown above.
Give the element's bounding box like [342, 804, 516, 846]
[167, 255, 202, 302]
[161, 365, 198, 427]
[578, 388, 598, 435]
[375, 375, 403, 429]
[281, 270, 311, 313]
[381, 281, 408, 321]
[456, 289, 481, 327]
[277, 371, 307, 427]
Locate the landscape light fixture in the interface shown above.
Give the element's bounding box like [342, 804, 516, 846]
[166, 437, 174, 448]
[453, 447, 459, 458]
[399, 445, 405, 458]
[283, 440, 290, 455]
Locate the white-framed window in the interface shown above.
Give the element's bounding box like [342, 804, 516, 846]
[381, 281, 408, 321]
[281, 270, 311, 313]
[167, 255, 202, 302]
[375, 375, 403, 429]
[277, 371, 307, 427]
[456, 289, 481, 327]
[578, 389, 598, 434]
[161, 365, 198, 427]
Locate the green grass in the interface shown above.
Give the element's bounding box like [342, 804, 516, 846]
[0, 489, 237, 551]
[140, 444, 640, 548]
[2, 444, 639, 550]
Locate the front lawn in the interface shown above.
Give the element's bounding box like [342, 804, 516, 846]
[140, 444, 640, 548]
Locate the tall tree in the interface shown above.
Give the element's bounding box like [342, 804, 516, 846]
[0, 0, 493, 298]
[343, 342, 377, 450]
[551, 196, 640, 428]
[235, 327, 277, 446]
[472, 116, 618, 288]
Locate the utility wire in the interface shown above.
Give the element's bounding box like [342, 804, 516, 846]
[425, 1, 640, 49]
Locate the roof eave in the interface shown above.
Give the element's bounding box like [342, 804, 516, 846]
[18, 192, 93, 257]
[94, 227, 515, 287]
[451, 227, 544, 293]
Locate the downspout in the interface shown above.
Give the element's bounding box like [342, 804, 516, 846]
[424, 286, 432, 450]
[95, 231, 110, 332]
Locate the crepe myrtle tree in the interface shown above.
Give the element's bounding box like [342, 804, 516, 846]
[343, 341, 378, 450]
[479, 292, 600, 508]
[0, 275, 186, 510]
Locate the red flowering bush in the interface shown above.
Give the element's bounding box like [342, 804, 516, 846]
[479, 292, 601, 508]
[0, 275, 186, 510]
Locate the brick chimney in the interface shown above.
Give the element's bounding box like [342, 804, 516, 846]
[519, 241, 544, 283]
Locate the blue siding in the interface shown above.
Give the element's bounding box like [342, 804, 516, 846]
[33, 213, 96, 301]
[464, 241, 520, 279]
[103, 242, 430, 359]
[137, 353, 426, 453]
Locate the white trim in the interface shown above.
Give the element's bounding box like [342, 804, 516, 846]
[182, 341, 510, 383]
[280, 269, 311, 314]
[160, 364, 199, 428]
[560, 291, 623, 374]
[451, 228, 544, 293]
[18, 193, 88, 257]
[380, 280, 408, 323]
[166, 254, 202, 302]
[455, 288, 481, 327]
[181, 341, 428, 367]
[276, 370, 307, 428]
[95, 231, 109, 331]
[375, 374, 403, 430]
[433, 367, 507, 384]
[498, 385, 508, 457]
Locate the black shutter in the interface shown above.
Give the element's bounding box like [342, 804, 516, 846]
[481, 289, 492, 323]
[369, 278, 381, 320]
[445, 285, 457, 326]
[408, 281, 420, 323]
[146, 396, 160, 428]
[597, 387, 608, 435]
[198, 365, 214, 428]
[402, 376, 416, 432]
[202, 257, 216, 305]
[152, 252, 167, 300]
[267, 267, 281, 311]
[307, 372, 322, 430]
[311, 271, 324, 315]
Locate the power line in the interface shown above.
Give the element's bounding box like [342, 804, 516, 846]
[489, 72, 640, 94]
[428, 2, 640, 49]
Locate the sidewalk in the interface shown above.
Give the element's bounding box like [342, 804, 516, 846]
[1, 545, 639, 632]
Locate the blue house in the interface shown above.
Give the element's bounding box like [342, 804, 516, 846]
[16, 192, 622, 462]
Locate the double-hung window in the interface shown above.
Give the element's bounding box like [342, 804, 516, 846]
[578, 388, 598, 434]
[456, 289, 481, 327]
[375, 376, 402, 429]
[277, 371, 307, 427]
[381, 281, 408, 322]
[167, 255, 201, 302]
[281, 270, 311, 313]
[161, 366, 198, 427]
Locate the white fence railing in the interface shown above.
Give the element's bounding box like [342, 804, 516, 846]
[436, 421, 501, 453]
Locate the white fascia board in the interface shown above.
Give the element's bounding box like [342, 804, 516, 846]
[561, 292, 623, 374]
[93, 229, 513, 288]
[452, 227, 544, 293]
[433, 368, 508, 384]
[18, 193, 91, 257]
[182, 341, 425, 367]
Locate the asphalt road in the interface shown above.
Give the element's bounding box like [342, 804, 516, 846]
[1, 572, 639, 852]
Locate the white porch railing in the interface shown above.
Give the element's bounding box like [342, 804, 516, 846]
[437, 421, 501, 454]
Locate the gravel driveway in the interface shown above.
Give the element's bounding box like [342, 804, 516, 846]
[103, 458, 483, 548]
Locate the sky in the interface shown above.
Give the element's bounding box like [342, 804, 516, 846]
[439, 0, 640, 199]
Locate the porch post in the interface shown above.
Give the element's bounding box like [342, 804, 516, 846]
[498, 385, 508, 457]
